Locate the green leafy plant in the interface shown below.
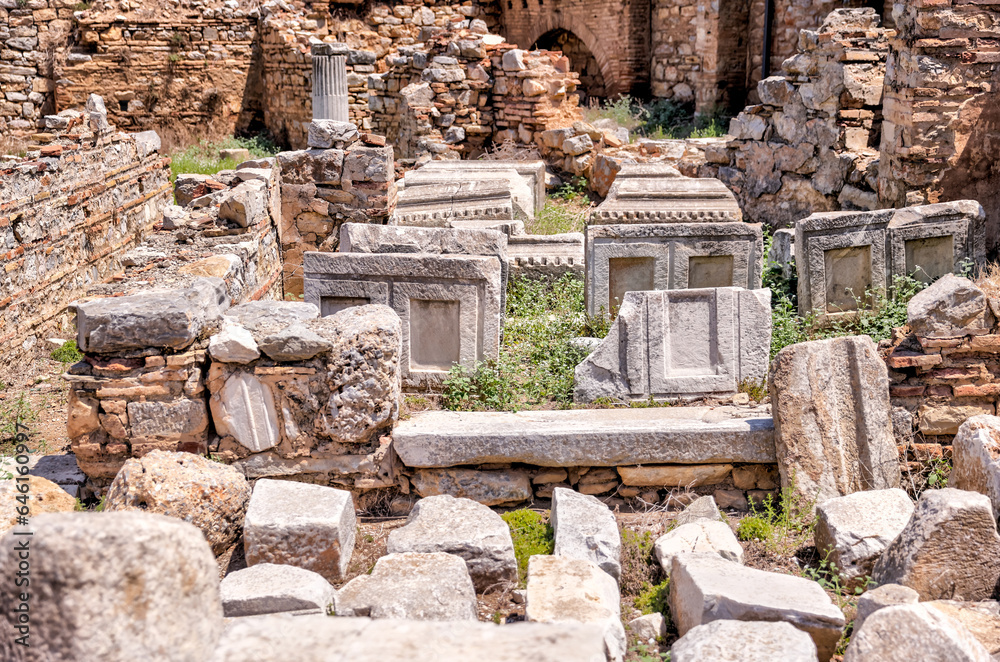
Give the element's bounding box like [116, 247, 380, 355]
[925, 456, 951, 488]
[169, 135, 279, 184]
[583, 94, 645, 131]
[634, 579, 670, 616]
[735, 474, 814, 552]
[501, 509, 554, 584]
[168, 53, 182, 63]
[50, 339, 83, 364]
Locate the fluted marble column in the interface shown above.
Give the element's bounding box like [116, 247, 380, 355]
[311, 43, 349, 122]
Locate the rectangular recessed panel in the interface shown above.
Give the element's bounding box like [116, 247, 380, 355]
[609, 256, 655, 314]
[321, 296, 369, 317]
[824, 246, 871, 313]
[688, 255, 734, 289]
[410, 299, 461, 371]
[905, 235, 953, 283]
[667, 297, 715, 377]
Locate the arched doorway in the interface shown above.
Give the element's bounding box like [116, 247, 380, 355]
[532, 29, 608, 105]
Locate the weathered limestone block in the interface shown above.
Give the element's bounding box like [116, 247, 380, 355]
[669, 553, 845, 660]
[507, 232, 585, 280]
[908, 274, 991, 338]
[670, 620, 820, 662]
[104, 450, 250, 555]
[854, 583, 919, 631]
[919, 403, 996, 436]
[211, 370, 281, 452]
[393, 180, 514, 227]
[308, 120, 359, 149]
[769, 335, 900, 505]
[387, 494, 516, 591]
[404, 166, 534, 220]
[210, 615, 608, 661]
[220, 563, 336, 617]
[0, 475, 76, 536]
[551, 487, 622, 581]
[174, 174, 214, 207]
[592, 170, 740, 223]
[0, 512, 222, 662]
[208, 322, 259, 363]
[925, 600, 1000, 656]
[418, 160, 546, 212]
[127, 399, 209, 440]
[844, 604, 991, 662]
[814, 488, 914, 580]
[71, 278, 229, 353]
[654, 521, 744, 574]
[243, 479, 356, 583]
[953, 415, 1000, 522]
[675, 495, 722, 526]
[618, 464, 733, 487]
[335, 552, 478, 620]
[872, 488, 1000, 601]
[628, 613, 667, 643]
[258, 323, 332, 361]
[219, 180, 268, 228]
[526, 555, 627, 662]
[576, 288, 772, 402]
[410, 468, 532, 506]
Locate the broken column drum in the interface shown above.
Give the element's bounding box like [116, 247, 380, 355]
[312, 44, 349, 123]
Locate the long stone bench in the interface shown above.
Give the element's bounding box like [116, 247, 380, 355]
[393, 407, 775, 468]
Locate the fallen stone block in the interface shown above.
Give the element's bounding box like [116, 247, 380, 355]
[404, 166, 534, 220]
[0, 512, 222, 662]
[210, 615, 609, 661]
[592, 170, 741, 223]
[307, 119, 359, 148]
[844, 603, 991, 662]
[219, 180, 268, 228]
[220, 563, 336, 617]
[872, 487, 1000, 601]
[551, 487, 622, 581]
[925, 600, 1000, 656]
[418, 159, 546, 212]
[576, 288, 772, 401]
[208, 322, 260, 364]
[814, 488, 913, 580]
[507, 232, 585, 280]
[669, 553, 845, 660]
[386, 494, 517, 591]
[854, 583, 919, 631]
[769, 335, 899, 505]
[675, 495, 722, 526]
[526, 555, 626, 662]
[0, 475, 76, 536]
[393, 179, 515, 227]
[71, 278, 230, 353]
[670, 620, 819, 662]
[952, 415, 1000, 521]
[618, 464, 734, 488]
[908, 273, 991, 338]
[410, 468, 532, 506]
[654, 521, 744, 574]
[104, 450, 250, 555]
[394, 407, 776, 467]
[257, 323, 332, 361]
[335, 552, 477, 620]
[243, 479, 356, 583]
[628, 612, 667, 644]
[223, 300, 319, 338]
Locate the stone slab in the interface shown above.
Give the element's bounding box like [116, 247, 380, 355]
[393, 407, 776, 467]
[814, 488, 914, 580]
[507, 232, 585, 279]
[551, 487, 622, 581]
[393, 180, 514, 227]
[670, 620, 820, 662]
[220, 563, 336, 617]
[404, 166, 534, 220]
[592, 173, 742, 224]
[419, 159, 546, 212]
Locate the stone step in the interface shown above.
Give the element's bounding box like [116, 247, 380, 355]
[393, 407, 775, 468]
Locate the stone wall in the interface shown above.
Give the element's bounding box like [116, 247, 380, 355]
[0, 102, 171, 368]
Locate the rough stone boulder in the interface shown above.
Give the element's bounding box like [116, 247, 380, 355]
[551, 487, 622, 582]
[223, 300, 319, 338]
[0, 475, 76, 536]
[335, 552, 477, 621]
[243, 479, 356, 583]
[71, 277, 230, 353]
[769, 335, 899, 505]
[174, 173, 215, 207]
[386, 494, 517, 591]
[669, 553, 845, 660]
[854, 583, 919, 631]
[654, 521, 744, 575]
[907, 274, 991, 339]
[813, 488, 914, 580]
[628, 613, 667, 644]
[219, 180, 268, 228]
[210, 615, 609, 661]
[952, 415, 1000, 521]
[670, 620, 820, 662]
[104, 450, 250, 555]
[208, 321, 260, 364]
[872, 488, 1000, 600]
[0, 512, 222, 662]
[925, 600, 1000, 656]
[220, 563, 336, 617]
[525, 555, 626, 662]
[308, 119, 360, 149]
[844, 604, 991, 662]
[675, 494, 722, 526]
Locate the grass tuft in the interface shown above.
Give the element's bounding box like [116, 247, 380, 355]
[50, 339, 83, 364]
[168, 135, 279, 184]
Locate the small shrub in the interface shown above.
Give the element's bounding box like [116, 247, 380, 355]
[629, 643, 670, 662]
[50, 339, 83, 364]
[735, 474, 814, 552]
[634, 579, 670, 616]
[735, 514, 774, 542]
[529, 200, 588, 235]
[689, 119, 726, 138]
[501, 509, 554, 584]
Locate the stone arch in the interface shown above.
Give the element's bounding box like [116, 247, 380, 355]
[522, 18, 621, 97]
[532, 29, 608, 103]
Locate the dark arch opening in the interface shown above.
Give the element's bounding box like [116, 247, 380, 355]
[531, 29, 607, 105]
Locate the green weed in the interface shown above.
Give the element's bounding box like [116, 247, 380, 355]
[501, 509, 554, 584]
[634, 580, 670, 616]
[737, 378, 768, 402]
[735, 475, 814, 553]
[629, 643, 670, 661]
[583, 94, 645, 131]
[169, 135, 279, 184]
[50, 339, 83, 364]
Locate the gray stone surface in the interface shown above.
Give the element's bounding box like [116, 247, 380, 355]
[419, 159, 546, 212]
[210, 615, 609, 661]
[410, 468, 532, 506]
[526, 555, 626, 662]
[220, 563, 336, 617]
[654, 521, 744, 575]
[209, 322, 260, 364]
[585, 223, 764, 317]
[311, 46, 349, 122]
[0, 453, 86, 497]
[814, 488, 914, 580]
[925, 600, 1000, 656]
[769, 335, 900, 505]
[244, 479, 356, 583]
[872, 488, 1000, 601]
[675, 495, 722, 526]
[394, 407, 776, 467]
[0, 512, 222, 662]
[404, 165, 534, 220]
[844, 603, 991, 662]
[335, 552, 477, 620]
[174, 173, 213, 207]
[628, 613, 667, 643]
[219, 180, 268, 228]
[211, 370, 281, 452]
[308, 119, 359, 148]
[670, 620, 820, 662]
[908, 274, 991, 338]
[223, 300, 319, 339]
[104, 450, 250, 556]
[575, 288, 772, 402]
[769, 228, 796, 281]
[854, 583, 919, 631]
[953, 415, 1000, 524]
[669, 553, 845, 660]
[551, 487, 622, 581]
[393, 180, 515, 227]
[507, 232, 585, 279]
[592, 172, 742, 224]
[258, 323, 332, 361]
[386, 494, 517, 591]
[71, 277, 230, 352]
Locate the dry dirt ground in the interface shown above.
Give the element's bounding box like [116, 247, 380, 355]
[0, 350, 72, 458]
